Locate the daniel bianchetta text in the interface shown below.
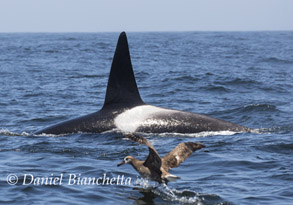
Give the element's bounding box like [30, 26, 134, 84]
[7, 173, 132, 186]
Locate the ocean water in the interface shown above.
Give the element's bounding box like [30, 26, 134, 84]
[0, 32, 292, 204]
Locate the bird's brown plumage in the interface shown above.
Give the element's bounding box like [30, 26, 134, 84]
[119, 134, 205, 183]
[162, 142, 205, 172]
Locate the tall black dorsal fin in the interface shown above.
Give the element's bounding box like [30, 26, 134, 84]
[103, 32, 144, 108]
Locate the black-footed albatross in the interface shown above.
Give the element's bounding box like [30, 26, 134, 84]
[117, 134, 205, 183]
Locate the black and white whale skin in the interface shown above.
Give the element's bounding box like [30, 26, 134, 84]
[36, 32, 251, 135]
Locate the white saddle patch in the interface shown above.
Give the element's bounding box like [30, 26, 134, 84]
[114, 105, 176, 133]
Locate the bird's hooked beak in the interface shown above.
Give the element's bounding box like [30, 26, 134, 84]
[117, 160, 125, 167]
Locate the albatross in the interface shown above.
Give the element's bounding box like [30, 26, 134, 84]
[117, 134, 205, 183]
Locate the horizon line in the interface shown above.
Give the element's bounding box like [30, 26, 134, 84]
[0, 29, 292, 34]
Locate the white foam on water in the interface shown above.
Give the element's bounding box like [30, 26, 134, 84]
[154, 184, 203, 204]
[35, 133, 65, 137]
[134, 178, 203, 204]
[0, 129, 30, 136]
[114, 105, 176, 133]
[0, 129, 15, 136]
[142, 130, 238, 138]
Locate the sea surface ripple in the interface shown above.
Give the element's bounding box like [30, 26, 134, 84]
[0, 32, 292, 204]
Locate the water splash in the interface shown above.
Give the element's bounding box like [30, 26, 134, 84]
[134, 178, 204, 204]
[141, 131, 238, 138]
[256, 125, 293, 134]
[34, 132, 65, 137]
[0, 128, 29, 136]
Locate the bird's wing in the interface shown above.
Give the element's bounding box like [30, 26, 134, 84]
[124, 134, 159, 155]
[125, 134, 162, 182]
[161, 142, 205, 172]
[143, 146, 162, 182]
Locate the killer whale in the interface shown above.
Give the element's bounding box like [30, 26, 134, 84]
[36, 32, 250, 135]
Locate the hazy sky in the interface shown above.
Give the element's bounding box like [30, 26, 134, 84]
[0, 0, 292, 32]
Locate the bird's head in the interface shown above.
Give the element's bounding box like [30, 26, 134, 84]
[117, 156, 135, 167]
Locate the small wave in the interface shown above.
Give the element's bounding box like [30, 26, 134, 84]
[241, 104, 279, 112]
[34, 129, 121, 138]
[220, 78, 259, 86]
[34, 129, 120, 138]
[34, 129, 239, 138]
[254, 142, 293, 155]
[96, 42, 110, 49]
[44, 50, 59, 53]
[134, 178, 203, 204]
[34, 132, 65, 138]
[261, 57, 293, 64]
[134, 178, 228, 204]
[220, 104, 280, 115]
[23, 93, 42, 98]
[64, 37, 77, 41]
[141, 131, 238, 138]
[0, 129, 29, 136]
[171, 75, 200, 83]
[69, 74, 105, 79]
[154, 185, 203, 204]
[202, 85, 230, 93]
[80, 48, 95, 52]
[260, 124, 293, 134]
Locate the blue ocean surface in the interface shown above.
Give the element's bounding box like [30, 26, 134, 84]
[0, 32, 292, 204]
